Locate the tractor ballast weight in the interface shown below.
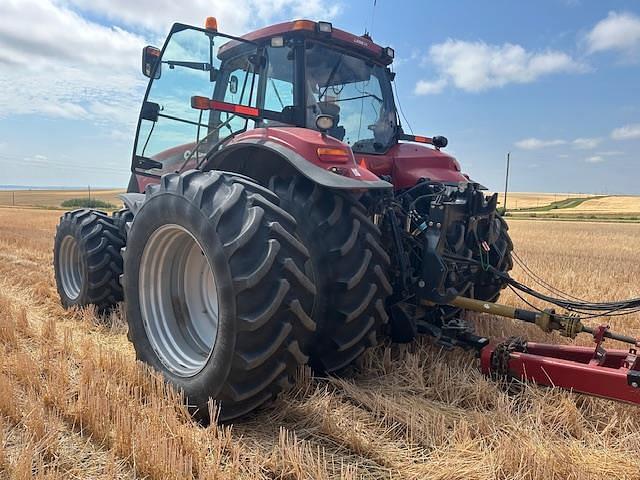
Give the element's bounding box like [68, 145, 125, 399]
[53, 18, 640, 420]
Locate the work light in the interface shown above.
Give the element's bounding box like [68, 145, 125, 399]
[317, 21, 333, 33]
[270, 36, 284, 48]
[315, 114, 335, 131]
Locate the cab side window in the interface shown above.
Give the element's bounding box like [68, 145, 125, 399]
[262, 45, 294, 122]
[217, 53, 261, 132]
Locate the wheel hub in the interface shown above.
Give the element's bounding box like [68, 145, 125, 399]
[59, 235, 84, 300]
[139, 224, 220, 377]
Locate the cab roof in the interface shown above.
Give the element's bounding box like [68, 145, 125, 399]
[220, 19, 393, 65]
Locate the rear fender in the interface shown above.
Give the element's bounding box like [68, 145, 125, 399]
[206, 132, 392, 191]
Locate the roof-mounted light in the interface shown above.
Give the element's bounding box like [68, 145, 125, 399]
[383, 47, 395, 59]
[292, 20, 315, 31]
[317, 21, 333, 34]
[270, 36, 285, 48]
[205, 16, 218, 31]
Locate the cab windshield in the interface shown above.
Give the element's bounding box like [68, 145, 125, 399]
[305, 42, 397, 154]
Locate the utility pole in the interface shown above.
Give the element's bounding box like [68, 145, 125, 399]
[503, 152, 511, 213]
[88, 185, 91, 202]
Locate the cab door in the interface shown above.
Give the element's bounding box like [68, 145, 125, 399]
[132, 24, 259, 191]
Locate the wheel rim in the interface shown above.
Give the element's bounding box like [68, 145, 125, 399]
[139, 224, 220, 377]
[59, 235, 84, 300]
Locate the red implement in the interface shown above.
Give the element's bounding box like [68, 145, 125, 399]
[481, 326, 640, 405]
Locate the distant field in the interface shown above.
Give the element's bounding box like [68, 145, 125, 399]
[0, 189, 125, 209]
[507, 194, 640, 220]
[496, 192, 590, 210]
[569, 195, 640, 214]
[1, 189, 637, 221]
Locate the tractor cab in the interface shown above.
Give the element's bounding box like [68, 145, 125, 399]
[131, 18, 462, 193]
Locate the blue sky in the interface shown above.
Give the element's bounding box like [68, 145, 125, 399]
[0, 0, 639, 193]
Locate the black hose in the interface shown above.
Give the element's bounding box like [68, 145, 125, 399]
[442, 251, 640, 320]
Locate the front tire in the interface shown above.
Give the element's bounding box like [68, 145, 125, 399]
[269, 176, 392, 373]
[123, 171, 316, 421]
[53, 209, 125, 312]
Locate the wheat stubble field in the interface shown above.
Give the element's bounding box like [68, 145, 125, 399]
[0, 206, 639, 480]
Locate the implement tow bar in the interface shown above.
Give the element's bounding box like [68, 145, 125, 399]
[447, 296, 640, 405]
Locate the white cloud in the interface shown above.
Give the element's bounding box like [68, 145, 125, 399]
[0, 1, 143, 70]
[557, 153, 570, 158]
[585, 155, 605, 164]
[611, 123, 640, 140]
[515, 138, 566, 150]
[414, 78, 447, 95]
[586, 11, 640, 55]
[518, 136, 608, 151]
[596, 150, 624, 156]
[418, 40, 584, 93]
[0, 0, 341, 130]
[0, 0, 146, 129]
[572, 137, 601, 149]
[63, 0, 341, 35]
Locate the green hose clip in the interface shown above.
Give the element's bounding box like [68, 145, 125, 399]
[478, 243, 490, 271]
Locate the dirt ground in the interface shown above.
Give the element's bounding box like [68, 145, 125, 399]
[0, 206, 639, 479]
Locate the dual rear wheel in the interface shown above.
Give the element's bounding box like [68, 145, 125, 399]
[119, 171, 391, 419]
[54, 171, 386, 420]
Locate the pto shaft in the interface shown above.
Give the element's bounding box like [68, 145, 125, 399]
[447, 296, 639, 346]
[448, 296, 538, 323]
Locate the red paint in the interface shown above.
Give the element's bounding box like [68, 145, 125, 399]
[211, 101, 260, 117]
[480, 340, 640, 405]
[229, 127, 380, 182]
[218, 20, 388, 62]
[357, 142, 468, 189]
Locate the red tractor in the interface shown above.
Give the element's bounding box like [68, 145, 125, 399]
[53, 18, 640, 421]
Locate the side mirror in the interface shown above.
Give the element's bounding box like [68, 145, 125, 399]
[142, 45, 161, 79]
[229, 75, 238, 94]
[432, 136, 448, 149]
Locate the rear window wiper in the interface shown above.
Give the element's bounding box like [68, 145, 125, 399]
[163, 60, 212, 71]
[331, 93, 383, 104]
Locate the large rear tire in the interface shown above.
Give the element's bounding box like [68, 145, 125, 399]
[473, 215, 513, 301]
[123, 171, 316, 421]
[269, 176, 392, 373]
[112, 208, 133, 238]
[419, 214, 513, 327]
[53, 209, 125, 312]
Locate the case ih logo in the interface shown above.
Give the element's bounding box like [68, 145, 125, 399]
[352, 38, 370, 47]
